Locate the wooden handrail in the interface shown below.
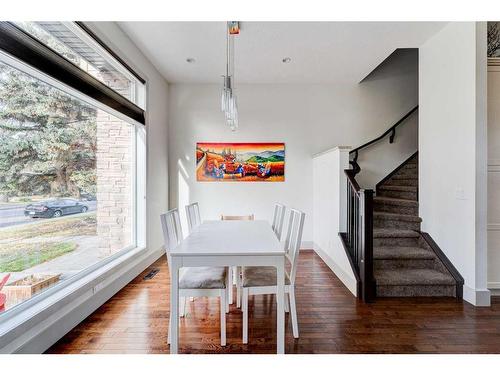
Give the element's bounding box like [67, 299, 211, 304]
[345, 169, 361, 193]
[349, 105, 418, 175]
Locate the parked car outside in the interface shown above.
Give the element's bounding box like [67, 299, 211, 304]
[24, 198, 89, 218]
[79, 192, 96, 201]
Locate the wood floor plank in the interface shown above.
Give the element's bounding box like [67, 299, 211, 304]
[46, 251, 500, 354]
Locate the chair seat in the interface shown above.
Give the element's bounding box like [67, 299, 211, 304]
[179, 267, 227, 289]
[242, 266, 291, 287]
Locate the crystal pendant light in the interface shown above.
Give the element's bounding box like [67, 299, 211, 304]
[221, 22, 238, 131]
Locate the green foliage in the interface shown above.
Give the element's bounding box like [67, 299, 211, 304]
[70, 170, 97, 195]
[0, 62, 97, 197]
[0, 242, 77, 272]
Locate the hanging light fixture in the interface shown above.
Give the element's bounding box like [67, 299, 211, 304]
[221, 21, 239, 131]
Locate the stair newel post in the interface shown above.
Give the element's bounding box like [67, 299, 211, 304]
[359, 189, 376, 302]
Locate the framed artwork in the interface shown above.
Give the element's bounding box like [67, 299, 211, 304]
[196, 142, 285, 182]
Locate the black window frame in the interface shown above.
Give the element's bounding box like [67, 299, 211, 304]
[0, 21, 145, 125]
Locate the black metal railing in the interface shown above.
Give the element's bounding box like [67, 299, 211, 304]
[345, 169, 375, 302]
[349, 105, 418, 175]
[341, 106, 418, 302]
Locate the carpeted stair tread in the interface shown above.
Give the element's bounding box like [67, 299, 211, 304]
[374, 196, 418, 207]
[390, 174, 418, 180]
[403, 166, 418, 171]
[378, 185, 418, 192]
[375, 268, 456, 286]
[354, 152, 458, 298]
[373, 211, 422, 223]
[373, 228, 419, 238]
[386, 179, 419, 187]
[374, 246, 435, 260]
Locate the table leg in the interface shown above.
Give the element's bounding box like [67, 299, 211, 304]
[170, 258, 180, 354]
[276, 257, 285, 354]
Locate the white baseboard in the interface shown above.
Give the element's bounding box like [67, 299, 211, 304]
[312, 242, 357, 297]
[463, 285, 491, 306]
[301, 240, 314, 249]
[487, 282, 500, 296]
[0, 246, 164, 354]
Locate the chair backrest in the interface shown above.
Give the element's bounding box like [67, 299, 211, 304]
[271, 203, 286, 240]
[221, 214, 254, 221]
[283, 208, 306, 284]
[160, 209, 183, 263]
[185, 202, 201, 233]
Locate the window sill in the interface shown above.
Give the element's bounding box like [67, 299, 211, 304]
[0, 245, 163, 353]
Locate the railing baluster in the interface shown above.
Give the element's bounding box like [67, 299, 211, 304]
[344, 170, 375, 303]
[354, 194, 358, 265]
[359, 189, 375, 302]
[347, 183, 351, 248]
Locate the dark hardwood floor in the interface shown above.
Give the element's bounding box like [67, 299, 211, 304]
[46, 251, 500, 354]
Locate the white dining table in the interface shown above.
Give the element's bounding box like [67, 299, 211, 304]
[168, 219, 286, 354]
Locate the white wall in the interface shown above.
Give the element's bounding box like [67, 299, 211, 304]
[313, 147, 357, 295]
[168, 51, 418, 242]
[87, 22, 169, 253]
[419, 22, 490, 306]
[356, 111, 418, 189]
[487, 63, 500, 292]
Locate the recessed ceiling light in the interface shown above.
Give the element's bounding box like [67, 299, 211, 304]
[186, 58, 196, 63]
[282, 57, 291, 63]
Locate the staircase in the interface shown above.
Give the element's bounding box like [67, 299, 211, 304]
[373, 154, 458, 297]
[342, 106, 463, 302]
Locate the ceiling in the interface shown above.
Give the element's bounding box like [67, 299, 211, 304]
[118, 22, 446, 84]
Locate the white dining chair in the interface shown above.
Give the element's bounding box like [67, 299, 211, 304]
[240, 208, 305, 343]
[221, 214, 254, 307]
[185, 202, 201, 233]
[161, 208, 229, 346]
[272, 203, 286, 240]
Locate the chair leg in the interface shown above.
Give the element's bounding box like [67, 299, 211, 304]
[225, 272, 230, 313]
[228, 267, 233, 305]
[179, 296, 186, 317]
[242, 288, 249, 344]
[289, 286, 299, 338]
[284, 292, 290, 313]
[236, 266, 242, 308]
[220, 290, 227, 346]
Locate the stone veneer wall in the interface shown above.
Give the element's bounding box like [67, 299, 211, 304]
[96, 109, 133, 257]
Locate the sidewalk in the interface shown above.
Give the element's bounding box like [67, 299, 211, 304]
[3, 235, 101, 283]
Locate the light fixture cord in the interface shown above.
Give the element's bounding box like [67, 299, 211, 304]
[226, 23, 230, 78]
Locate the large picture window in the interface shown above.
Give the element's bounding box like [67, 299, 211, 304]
[12, 21, 144, 106]
[0, 23, 145, 315]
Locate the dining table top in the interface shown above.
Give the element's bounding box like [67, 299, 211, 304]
[170, 220, 284, 257]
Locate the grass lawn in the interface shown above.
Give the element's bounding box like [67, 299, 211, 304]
[0, 242, 77, 272]
[0, 213, 96, 272]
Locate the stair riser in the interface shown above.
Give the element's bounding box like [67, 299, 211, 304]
[374, 202, 418, 215]
[377, 190, 417, 200]
[376, 285, 456, 297]
[374, 218, 421, 231]
[374, 258, 436, 270]
[393, 168, 418, 178]
[386, 177, 418, 187]
[402, 162, 417, 169]
[374, 237, 420, 247]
